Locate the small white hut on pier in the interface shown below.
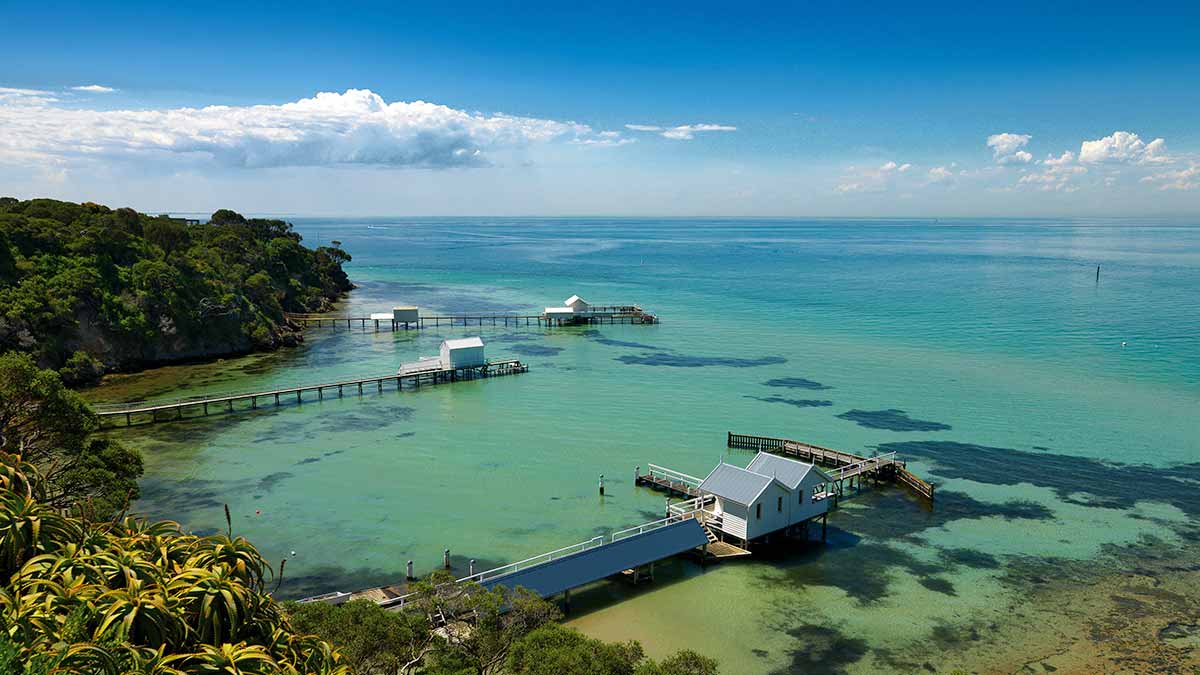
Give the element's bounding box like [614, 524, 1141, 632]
[440, 337, 486, 368]
[544, 294, 591, 320]
[370, 306, 419, 323]
[698, 452, 833, 545]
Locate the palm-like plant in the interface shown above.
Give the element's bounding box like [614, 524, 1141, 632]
[0, 490, 80, 573]
[186, 535, 271, 590]
[0, 452, 347, 674]
[168, 565, 258, 645]
[94, 577, 185, 647]
[165, 643, 279, 675]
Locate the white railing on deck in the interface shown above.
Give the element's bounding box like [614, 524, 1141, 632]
[826, 452, 897, 480]
[646, 464, 703, 488]
[459, 536, 606, 586]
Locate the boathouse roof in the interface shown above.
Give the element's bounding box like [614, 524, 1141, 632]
[745, 452, 829, 489]
[442, 337, 485, 349]
[564, 295, 587, 306]
[698, 463, 784, 506]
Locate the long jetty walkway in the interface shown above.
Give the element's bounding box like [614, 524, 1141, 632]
[284, 304, 657, 331]
[726, 432, 935, 502]
[636, 433, 934, 504]
[92, 359, 528, 427]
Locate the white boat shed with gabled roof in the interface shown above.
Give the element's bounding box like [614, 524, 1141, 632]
[440, 336, 486, 368]
[545, 294, 591, 318]
[563, 295, 590, 312]
[698, 452, 834, 544]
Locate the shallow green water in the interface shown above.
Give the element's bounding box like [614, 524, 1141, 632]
[92, 218, 1200, 673]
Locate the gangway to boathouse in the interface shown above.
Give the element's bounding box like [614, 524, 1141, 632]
[315, 505, 712, 610]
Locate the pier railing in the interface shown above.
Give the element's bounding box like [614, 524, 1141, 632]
[825, 452, 898, 480]
[458, 537, 606, 587]
[728, 431, 934, 503]
[645, 464, 703, 489]
[91, 359, 528, 425]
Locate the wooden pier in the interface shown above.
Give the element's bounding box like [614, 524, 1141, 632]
[284, 304, 657, 331]
[633, 464, 703, 498]
[727, 432, 935, 502]
[92, 360, 528, 427]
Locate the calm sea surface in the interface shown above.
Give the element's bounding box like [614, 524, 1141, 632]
[92, 218, 1200, 673]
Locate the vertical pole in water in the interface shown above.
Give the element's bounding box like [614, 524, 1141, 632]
[822, 513, 828, 542]
[1096, 265, 1100, 283]
[443, 549, 451, 570]
[406, 560, 414, 581]
[563, 588, 571, 613]
[469, 559, 476, 576]
[599, 474, 605, 496]
[635, 465, 640, 482]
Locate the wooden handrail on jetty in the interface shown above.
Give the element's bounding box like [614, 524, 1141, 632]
[283, 304, 657, 331]
[92, 360, 528, 427]
[727, 432, 935, 503]
[319, 502, 712, 610]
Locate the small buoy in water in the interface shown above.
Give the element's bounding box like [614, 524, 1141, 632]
[255, 509, 261, 516]
[1121, 341, 1127, 347]
[290, 551, 297, 557]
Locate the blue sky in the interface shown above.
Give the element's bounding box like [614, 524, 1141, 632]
[2, 0, 1198, 215]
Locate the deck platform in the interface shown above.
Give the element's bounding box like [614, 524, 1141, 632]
[633, 464, 702, 498]
[92, 360, 528, 427]
[703, 540, 752, 559]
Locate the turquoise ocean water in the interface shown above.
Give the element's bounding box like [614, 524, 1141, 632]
[93, 218, 1200, 673]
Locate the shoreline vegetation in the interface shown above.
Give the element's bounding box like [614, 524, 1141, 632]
[0, 198, 354, 387]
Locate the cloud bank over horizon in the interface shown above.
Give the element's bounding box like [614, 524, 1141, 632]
[0, 85, 1195, 215]
[0, 88, 630, 170]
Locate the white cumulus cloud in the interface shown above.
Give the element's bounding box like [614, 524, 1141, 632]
[1042, 151, 1074, 166]
[1079, 131, 1169, 165]
[71, 84, 117, 93]
[1140, 163, 1199, 191]
[0, 88, 629, 169]
[987, 133, 1033, 164]
[624, 122, 737, 140]
[926, 166, 955, 185]
[836, 160, 914, 193]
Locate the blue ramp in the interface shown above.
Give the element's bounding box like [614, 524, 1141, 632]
[481, 519, 707, 598]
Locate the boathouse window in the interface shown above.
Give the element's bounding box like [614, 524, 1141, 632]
[799, 491, 804, 504]
[777, 496, 783, 512]
[756, 503, 762, 519]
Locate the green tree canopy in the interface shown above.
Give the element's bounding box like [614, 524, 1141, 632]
[0, 198, 352, 384]
[0, 352, 141, 517]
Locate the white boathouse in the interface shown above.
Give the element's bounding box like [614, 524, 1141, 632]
[698, 452, 833, 545]
[544, 294, 591, 320]
[440, 337, 486, 368]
